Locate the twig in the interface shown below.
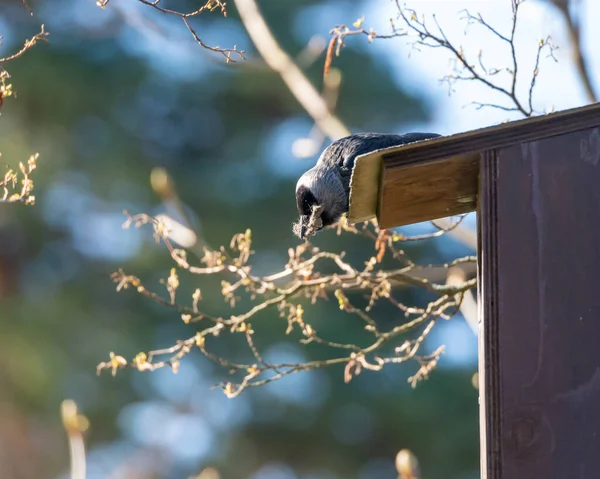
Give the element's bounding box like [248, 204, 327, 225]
[99, 212, 477, 396]
[97, 0, 245, 62]
[0, 25, 48, 64]
[396, 4, 528, 115]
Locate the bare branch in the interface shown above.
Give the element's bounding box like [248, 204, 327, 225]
[549, 0, 597, 103]
[394, 3, 528, 115]
[97, 0, 245, 62]
[528, 36, 558, 113]
[61, 400, 88, 479]
[0, 24, 48, 64]
[99, 212, 476, 397]
[329, 0, 562, 118]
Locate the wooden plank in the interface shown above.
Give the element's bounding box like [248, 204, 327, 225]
[378, 152, 479, 229]
[382, 101, 600, 168]
[478, 127, 600, 478]
[478, 149, 501, 479]
[348, 102, 600, 228]
[348, 148, 383, 224]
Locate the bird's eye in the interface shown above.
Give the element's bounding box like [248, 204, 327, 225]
[296, 186, 318, 215]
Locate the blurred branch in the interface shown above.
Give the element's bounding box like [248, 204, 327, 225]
[150, 167, 212, 254]
[233, 0, 350, 140]
[432, 217, 476, 250]
[396, 449, 421, 479]
[61, 400, 88, 479]
[292, 67, 343, 158]
[21, 0, 33, 15]
[446, 266, 478, 335]
[191, 468, 221, 479]
[549, 0, 597, 102]
[295, 35, 327, 69]
[97, 0, 245, 62]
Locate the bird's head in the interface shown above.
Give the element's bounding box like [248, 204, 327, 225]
[293, 167, 346, 240]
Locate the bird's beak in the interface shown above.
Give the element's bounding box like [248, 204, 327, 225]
[299, 215, 310, 240]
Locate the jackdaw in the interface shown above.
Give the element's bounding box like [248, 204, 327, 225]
[293, 132, 441, 239]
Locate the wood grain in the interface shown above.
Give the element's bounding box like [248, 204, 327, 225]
[348, 149, 383, 224]
[378, 152, 479, 229]
[478, 128, 600, 478]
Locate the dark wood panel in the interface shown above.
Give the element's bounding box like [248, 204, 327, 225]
[478, 126, 600, 478]
[378, 153, 479, 228]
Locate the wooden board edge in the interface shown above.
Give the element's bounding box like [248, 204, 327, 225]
[478, 149, 502, 479]
[348, 150, 382, 224]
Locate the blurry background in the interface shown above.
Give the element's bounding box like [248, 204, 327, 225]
[0, 0, 597, 478]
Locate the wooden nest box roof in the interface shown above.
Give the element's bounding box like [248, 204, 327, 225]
[348, 102, 600, 229]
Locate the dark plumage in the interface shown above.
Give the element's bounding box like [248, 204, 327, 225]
[293, 132, 441, 239]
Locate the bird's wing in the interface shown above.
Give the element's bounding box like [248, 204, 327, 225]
[318, 132, 441, 193]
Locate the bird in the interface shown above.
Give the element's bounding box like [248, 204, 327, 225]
[293, 132, 441, 240]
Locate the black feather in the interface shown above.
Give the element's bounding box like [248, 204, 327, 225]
[318, 132, 442, 195]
